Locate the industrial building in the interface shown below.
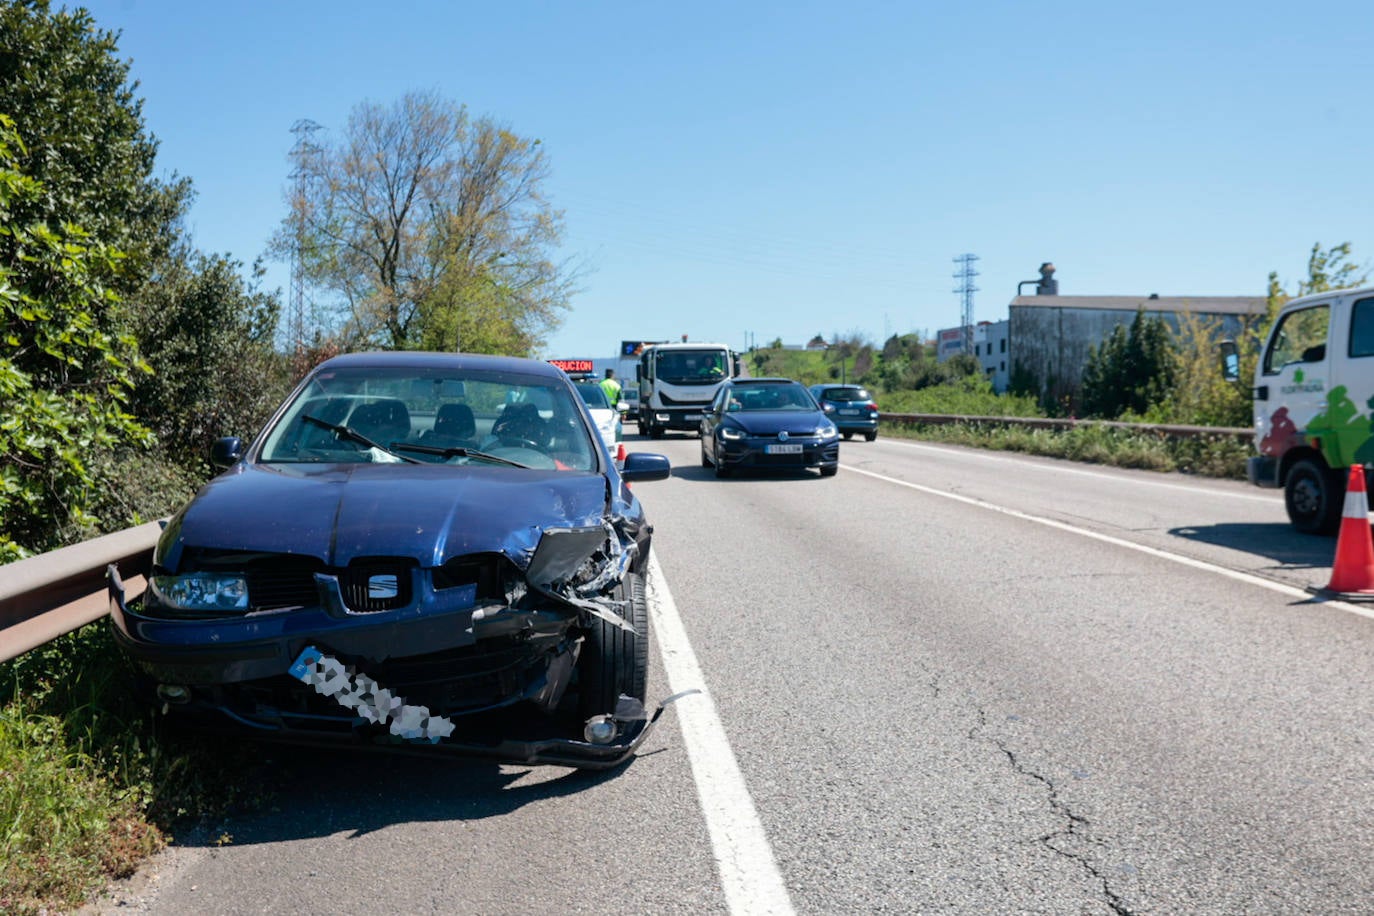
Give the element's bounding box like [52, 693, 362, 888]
[939, 263, 1266, 406]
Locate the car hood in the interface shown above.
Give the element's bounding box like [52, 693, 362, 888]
[725, 411, 828, 436]
[158, 461, 611, 571]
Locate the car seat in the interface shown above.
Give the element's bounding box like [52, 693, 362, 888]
[348, 399, 411, 446]
[490, 402, 546, 446]
[423, 403, 476, 447]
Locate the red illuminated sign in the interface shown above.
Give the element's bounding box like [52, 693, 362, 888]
[548, 359, 594, 373]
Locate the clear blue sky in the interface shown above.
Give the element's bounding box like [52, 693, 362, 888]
[78, 0, 1374, 358]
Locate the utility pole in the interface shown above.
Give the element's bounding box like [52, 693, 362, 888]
[953, 253, 980, 356]
[288, 119, 322, 353]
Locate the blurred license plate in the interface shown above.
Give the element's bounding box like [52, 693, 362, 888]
[839, 408, 860, 415]
[766, 443, 803, 454]
[684, 414, 701, 422]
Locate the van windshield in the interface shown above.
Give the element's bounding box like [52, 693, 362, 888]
[655, 349, 728, 384]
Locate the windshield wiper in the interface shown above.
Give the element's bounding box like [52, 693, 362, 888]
[301, 414, 419, 463]
[390, 442, 530, 468]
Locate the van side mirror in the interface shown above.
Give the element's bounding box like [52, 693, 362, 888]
[1218, 339, 1240, 382]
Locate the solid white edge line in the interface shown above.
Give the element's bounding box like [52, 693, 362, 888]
[646, 551, 796, 916]
[840, 463, 1374, 623]
[873, 436, 1280, 504]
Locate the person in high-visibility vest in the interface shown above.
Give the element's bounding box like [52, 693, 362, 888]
[599, 369, 622, 408]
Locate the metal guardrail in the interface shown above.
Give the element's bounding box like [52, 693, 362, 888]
[0, 416, 1255, 663]
[0, 521, 159, 664]
[881, 413, 1254, 442]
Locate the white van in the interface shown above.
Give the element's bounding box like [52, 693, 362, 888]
[1232, 284, 1374, 533]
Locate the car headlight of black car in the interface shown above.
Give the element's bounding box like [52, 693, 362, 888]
[719, 424, 746, 440]
[148, 573, 250, 612]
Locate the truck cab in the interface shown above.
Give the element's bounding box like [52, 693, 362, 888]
[636, 343, 741, 439]
[1244, 284, 1374, 533]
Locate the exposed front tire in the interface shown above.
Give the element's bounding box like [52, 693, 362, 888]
[1285, 458, 1346, 535]
[819, 465, 838, 477]
[578, 572, 649, 718]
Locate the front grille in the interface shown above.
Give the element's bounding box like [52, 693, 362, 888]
[433, 552, 509, 601]
[657, 391, 713, 407]
[341, 559, 413, 612]
[246, 558, 322, 610]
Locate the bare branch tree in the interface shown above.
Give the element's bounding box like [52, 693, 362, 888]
[275, 91, 574, 352]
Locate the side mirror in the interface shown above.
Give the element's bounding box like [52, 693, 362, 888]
[620, 451, 670, 482]
[616, 401, 629, 413]
[1218, 339, 1240, 382]
[211, 436, 244, 471]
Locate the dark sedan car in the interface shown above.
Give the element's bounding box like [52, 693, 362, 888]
[699, 378, 840, 478]
[808, 383, 879, 441]
[108, 352, 672, 768]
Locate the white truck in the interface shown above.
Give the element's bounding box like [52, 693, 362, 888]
[635, 341, 741, 439]
[1228, 283, 1374, 533]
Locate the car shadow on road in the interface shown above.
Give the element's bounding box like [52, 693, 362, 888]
[1168, 521, 1336, 572]
[671, 465, 827, 482]
[168, 746, 629, 848]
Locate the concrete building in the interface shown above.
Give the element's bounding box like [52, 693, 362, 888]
[973, 320, 1011, 393]
[1007, 262, 1265, 408]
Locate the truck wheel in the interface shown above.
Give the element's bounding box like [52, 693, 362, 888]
[578, 572, 649, 719]
[647, 420, 663, 440]
[1285, 458, 1346, 535]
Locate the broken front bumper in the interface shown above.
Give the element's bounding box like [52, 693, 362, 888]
[107, 568, 676, 769]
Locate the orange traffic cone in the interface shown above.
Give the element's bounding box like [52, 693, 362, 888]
[615, 443, 626, 463]
[1323, 465, 1374, 595]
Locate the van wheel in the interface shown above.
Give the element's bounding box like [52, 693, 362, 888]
[1285, 458, 1346, 535]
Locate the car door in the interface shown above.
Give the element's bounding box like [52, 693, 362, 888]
[701, 387, 728, 462]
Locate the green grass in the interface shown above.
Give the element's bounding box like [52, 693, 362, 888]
[882, 417, 1250, 479]
[0, 625, 274, 914]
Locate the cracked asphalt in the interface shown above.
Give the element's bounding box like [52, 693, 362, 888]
[85, 435, 1374, 914]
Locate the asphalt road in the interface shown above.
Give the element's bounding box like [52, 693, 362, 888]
[87, 431, 1374, 915]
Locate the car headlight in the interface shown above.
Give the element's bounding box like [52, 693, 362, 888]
[150, 573, 249, 611]
[719, 425, 745, 440]
[817, 422, 838, 438]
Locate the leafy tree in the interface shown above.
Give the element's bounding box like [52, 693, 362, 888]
[1080, 310, 1175, 419]
[125, 248, 286, 465]
[0, 115, 150, 559]
[279, 89, 574, 353]
[0, 0, 189, 290]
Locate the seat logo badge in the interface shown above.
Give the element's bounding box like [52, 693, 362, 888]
[368, 574, 399, 599]
[778, 431, 790, 441]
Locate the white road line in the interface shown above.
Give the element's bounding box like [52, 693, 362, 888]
[841, 464, 1374, 623]
[646, 552, 795, 916]
[873, 437, 1279, 503]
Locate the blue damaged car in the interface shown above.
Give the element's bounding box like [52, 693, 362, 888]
[109, 352, 673, 768]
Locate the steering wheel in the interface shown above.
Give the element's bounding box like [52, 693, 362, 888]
[499, 436, 542, 451]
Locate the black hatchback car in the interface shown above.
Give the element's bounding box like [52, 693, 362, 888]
[108, 352, 673, 768]
[699, 378, 840, 477]
[808, 384, 879, 441]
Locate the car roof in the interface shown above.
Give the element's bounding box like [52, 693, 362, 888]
[313, 351, 565, 379]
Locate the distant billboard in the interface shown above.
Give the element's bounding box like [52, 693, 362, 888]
[937, 327, 966, 361]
